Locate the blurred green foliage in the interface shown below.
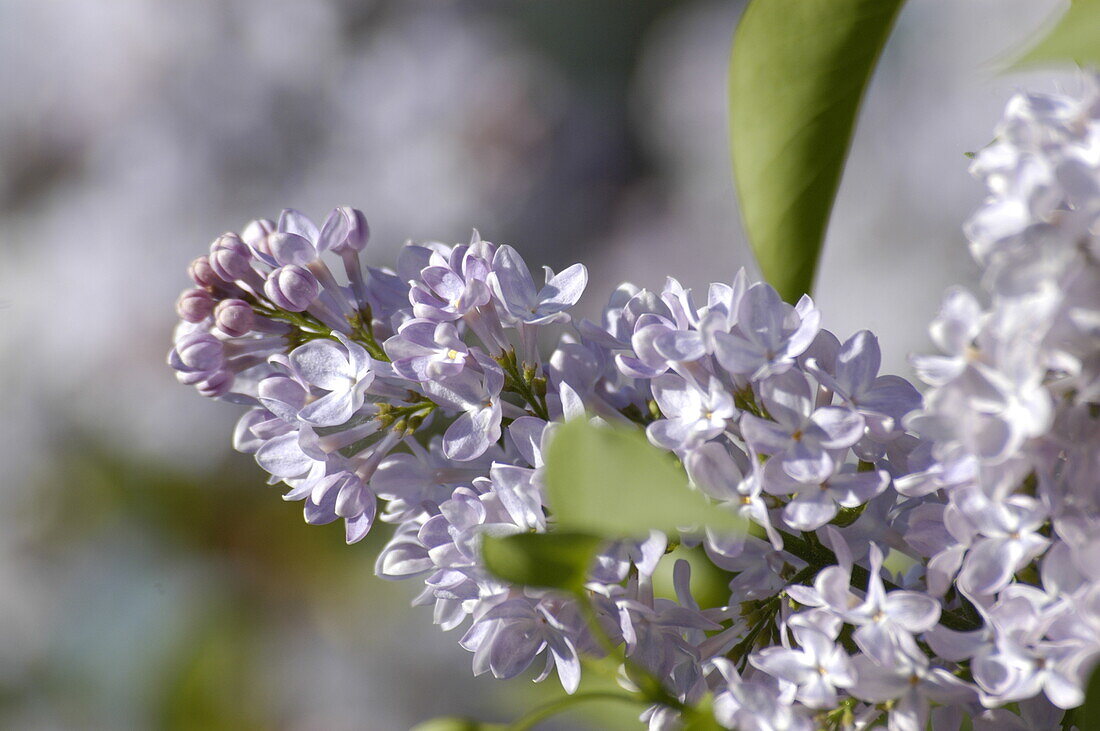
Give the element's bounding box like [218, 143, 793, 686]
[22, 435, 384, 727]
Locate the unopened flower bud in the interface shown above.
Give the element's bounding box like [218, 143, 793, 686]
[196, 368, 234, 398]
[324, 206, 370, 254]
[209, 233, 254, 281]
[188, 256, 221, 289]
[176, 288, 216, 322]
[174, 331, 226, 372]
[214, 298, 255, 337]
[264, 265, 319, 312]
[242, 218, 276, 249]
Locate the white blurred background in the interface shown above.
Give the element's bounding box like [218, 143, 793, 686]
[0, 0, 1074, 727]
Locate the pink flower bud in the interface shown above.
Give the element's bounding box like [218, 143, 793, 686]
[196, 368, 234, 398]
[188, 256, 221, 288]
[214, 298, 255, 337]
[174, 331, 226, 372]
[176, 288, 216, 322]
[209, 233, 254, 282]
[321, 206, 370, 254]
[242, 218, 276, 249]
[264, 265, 319, 312]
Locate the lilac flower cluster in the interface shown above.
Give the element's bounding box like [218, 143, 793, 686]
[168, 85, 1100, 730]
[896, 84, 1100, 721]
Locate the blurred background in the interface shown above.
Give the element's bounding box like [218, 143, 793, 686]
[0, 0, 1076, 728]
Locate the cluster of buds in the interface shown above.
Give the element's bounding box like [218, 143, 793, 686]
[171, 208, 373, 399]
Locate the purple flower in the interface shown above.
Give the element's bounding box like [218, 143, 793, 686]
[763, 459, 890, 531]
[488, 463, 545, 532]
[208, 232, 256, 282]
[969, 597, 1085, 709]
[615, 313, 679, 379]
[687, 442, 783, 549]
[169, 331, 225, 376]
[646, 375, 737, 451]
[649, 273, 750, 364]
[257, 373, 308, 423]
[713, 283, 820, 380]
[384, 319, 469, 382]
[409, 246, 493, 323]
[462, 597, 582, 693]
[274, 208, 369, 259]
[577, 284, 671, 349]
[808, 330, 921, 439]
[815, 545, 941, 665]
[288, 332, 376, 426]
[740, 370, 864, 482]
[956, 489, 1049, 596]
[213, 298, 255, 338]
[850, 649, 974, 731]
[306, 470, 378, 544]
[188, 255, 222, 289]
[750, 625, 855, 709]
[910, 287, 983, 387]
[421, 356, 505, 461]
[713, 673, 813, 731]
[264, 231, 319, 268]
[176, 288, 216, 323]
[414, 486, 519, 627]
[488, 244, 588, 326]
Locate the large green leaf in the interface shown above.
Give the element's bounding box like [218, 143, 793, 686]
[481, 531, 603, 593]
[729, 0, 905, 303]
[1011, 0, 1100, 69]
[544, 420, 744, 538]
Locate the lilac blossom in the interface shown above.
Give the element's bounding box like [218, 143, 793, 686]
[712, 282, 820, 380]
[808, 330, 921, 440]
[421, 356, 505, 461]
[740, 370, 864, 482]
[462, 597, 583, 693]
[647, 375, 737, 452]
[749, 625, 855, 709]
[807, 544, 941, 665]
[488, 244, 588, 326]
[850, 649, 974, 731]
[955, 488, 1050, 596]
[289, 332, 377, 427]
[384, 319, 469, 381]
[763, 459, 890, 531]
[166, 81, 1100, 729]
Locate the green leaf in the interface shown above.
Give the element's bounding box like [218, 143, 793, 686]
[1010, 0, 1100, 69]
[544, 420, 744, 539]
[1077, 662, 1100, 730]
[481, 531, 603, 592]
[729, 0, 905, 303]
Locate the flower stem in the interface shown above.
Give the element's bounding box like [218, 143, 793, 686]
[497, 349, 550, 420]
